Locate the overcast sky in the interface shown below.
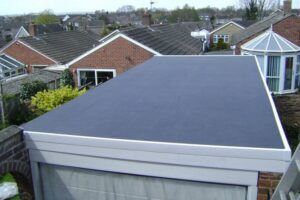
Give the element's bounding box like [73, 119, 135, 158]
[1, 0, 299, 15]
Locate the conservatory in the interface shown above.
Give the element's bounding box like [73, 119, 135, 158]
[241, 29, 300, 94]
[0, 54, 26, 79]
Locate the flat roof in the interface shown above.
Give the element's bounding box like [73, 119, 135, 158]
[23, 56, 285, 149]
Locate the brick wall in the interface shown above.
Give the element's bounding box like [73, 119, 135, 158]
[70, 37, 154, 86]
[2, 40, 56, 72]
[257, 172, 282, 200]
[235, 15, 300, 54]
[0, 126, 33, 199]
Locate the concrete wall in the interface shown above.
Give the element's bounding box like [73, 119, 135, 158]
[0, 126, 33, 199]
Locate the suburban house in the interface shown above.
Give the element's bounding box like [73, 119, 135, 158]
[23, 56, 291, 200]
[232, 2, 300, 55]
[209, 20, 246, 46]
[241, 28, 300, 94]
[0, 30, 100, 73]
[66, 22, 207, 87]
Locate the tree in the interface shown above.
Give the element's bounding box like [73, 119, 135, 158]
[117, 5, 135, 13]
[240, 0, 259, 20]
[20, 80, 48, 101]
[257, 0, 276, 19]
[34, 9, 59, 25]
[31, 86, 86, 112]
[60, 69, 74, 87]
[168, 4, 200, 23]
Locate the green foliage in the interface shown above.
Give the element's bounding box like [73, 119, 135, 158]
[19, 80, 48, 101]
[245, 0, 258, 21]
[101, 26, 111, 36]
[60, 69, 74, 87]
[168, 4, 200, 23]
[34, 9, 59, 25]
[31, 86, 86, 112]
[0, 173, 21, 200]
[216, 38, 228, 50]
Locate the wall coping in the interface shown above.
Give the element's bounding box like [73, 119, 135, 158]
[0, 126, 22, 143]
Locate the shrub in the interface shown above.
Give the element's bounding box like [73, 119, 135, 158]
[20, 80, 48, 101]
[31, 86, 86, 112]
[216, 38, 228, 50]
[60, 69, 74, 87]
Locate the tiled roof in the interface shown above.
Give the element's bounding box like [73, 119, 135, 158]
[122, 22, 209, 55]
[231, 10, 291, 45]
[20, 31, 100, 64]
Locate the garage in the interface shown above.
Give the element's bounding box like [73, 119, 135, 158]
[41, 164, 247, 200]
[23, 56, 291, 200]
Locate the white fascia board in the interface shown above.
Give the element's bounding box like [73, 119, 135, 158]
[24, 130, 291, 173]
[15, 26, 30, 39]
[254, 55, 291, 152]
[98, 29, 120, 42]
[0, 39, 18, 53]
[66, 33, 161, 67]
[26, 140, 289, 173]
[210, 21, 245, 35]
[29, 149, 259, 186]
[17, 40, 59, 64]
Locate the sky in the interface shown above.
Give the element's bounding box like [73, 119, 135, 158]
[0, 0, 299, 16]
[1, 0, 237, 15]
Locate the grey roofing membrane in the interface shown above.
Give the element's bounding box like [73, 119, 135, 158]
[23, 56, 284, 149]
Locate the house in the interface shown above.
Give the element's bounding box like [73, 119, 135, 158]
[232, 2, 300, 55]
[27, 23, 63, 36]
[66, 22, 207, 87]
[241, 28, 300, 94]
[23, 56, 291, 200]
[0, 31, 100, 73]
[209, 21, 245, 47]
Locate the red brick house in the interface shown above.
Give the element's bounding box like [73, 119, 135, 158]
[67, 23, 205, 87]
[66, 33, 160, 86]
[0, 31, 99, 73]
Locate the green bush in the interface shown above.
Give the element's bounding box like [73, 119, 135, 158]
[216, 38, 228, 50]
[60, 69, 74, 87]
[20, 80, 48, 101]
[31, 86, 86, 112]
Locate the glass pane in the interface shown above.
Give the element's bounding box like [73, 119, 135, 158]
[267, 78, 280, 92]
[297, 55, 300, 64]
[267, 56, 280, 77]
[97, 71, 114, 85]
[297, 64, 300, 74]
[80, 71, 95, 86]
[284, 57, 293, 90]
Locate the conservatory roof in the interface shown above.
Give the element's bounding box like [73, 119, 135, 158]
[0, 54, 25, 71]
[241, 28, 300, 53]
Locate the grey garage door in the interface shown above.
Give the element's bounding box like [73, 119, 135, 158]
[40, 164, 247, 200]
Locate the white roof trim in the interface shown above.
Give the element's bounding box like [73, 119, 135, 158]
[14, 26, 30, 39]
[66, 33, 161, 67]
[253, 55, 291, 152]
[0, 38, 17, 53]
[0, 53, 24, 66]
[18, 40, 59, 64]
[210, 21, 245, 35]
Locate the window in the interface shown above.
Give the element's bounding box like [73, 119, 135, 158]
[266, 56, 281, 92]
[223, 35, 229, 43]
[284, 57, 293, 90]
[78, 69, 116, 87]
[295, 55, 300, 89]
[213, 35, 218, 43]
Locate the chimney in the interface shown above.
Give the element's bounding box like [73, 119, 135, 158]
[142, 13, 153, 26]
[283, 0, 292, 14]
[28, 22, 37, 36]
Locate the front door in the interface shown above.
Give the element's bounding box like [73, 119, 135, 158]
[284, 57, 294, 91]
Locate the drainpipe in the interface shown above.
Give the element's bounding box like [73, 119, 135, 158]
[0, 81, 5, 125]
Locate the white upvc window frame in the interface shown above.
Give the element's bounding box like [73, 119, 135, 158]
[295, 54, 300, 89]
[77, 68, 117, 87]
[266, 55, 281, 93]
[213, 35, 218, 43]
[223, 34, 229, 43]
